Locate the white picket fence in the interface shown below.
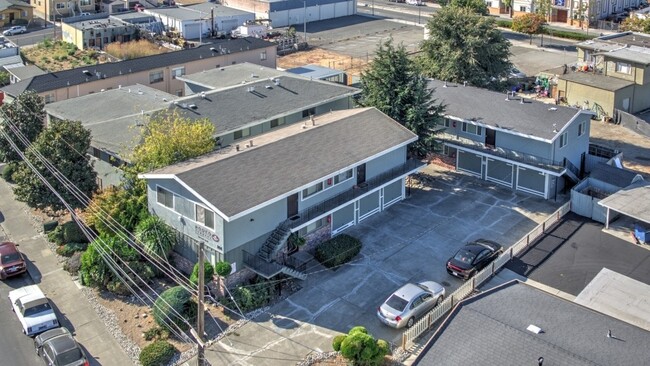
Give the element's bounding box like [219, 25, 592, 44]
[401, 201, 571, 349]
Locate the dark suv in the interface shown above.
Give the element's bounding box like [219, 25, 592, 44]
[0, 241, 27, 280]
[34, 327, 89, 366]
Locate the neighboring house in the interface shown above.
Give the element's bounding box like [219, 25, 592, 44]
[61, 16, 139, 49]
[109, 11, 163, 32]
[139, 107, 423, 279]
[431, 80, 594, 199]
[1, 37, 277, 102]
[414, 280, 650, 365]
[143, 3, 253, 39]
[4, 64, 45, 83]
[286, 64, 348, 85]
[486, 0, 641, 26]
[171, 64, 360, 147]
[222, 0, 357, 28]
[31, 0, 96, 21]
[555, 32, 650, 118]
[0, 0, 33, 27]
[44, 84, 179, 188]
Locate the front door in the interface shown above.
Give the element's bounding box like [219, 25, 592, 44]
[287, 193, 298, 218]
[356, 164, 366, 185]
[485, 128, 496, 148]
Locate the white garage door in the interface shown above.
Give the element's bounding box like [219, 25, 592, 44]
[184, 23, 201, 39]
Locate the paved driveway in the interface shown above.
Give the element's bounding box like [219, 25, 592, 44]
[202, 166, 563, 366]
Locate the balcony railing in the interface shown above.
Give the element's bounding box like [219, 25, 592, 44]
[436, 132, 565, 173]
[288, 159, 425, 229]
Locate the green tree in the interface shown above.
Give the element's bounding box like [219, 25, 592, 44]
[534, 0, 553, 19]
[512, 13, 547, 44]
[12, 119, 97, 210]
[135, 215, 176, 260]
[620, 17, 650, 33]
[153, 286, 196, 331]
[0, 91, 45, 163]
[80, 235, 141, 288]
[334, 326, 390, 366]
[0, 70, 9, 86]
[129, 109, 216, 173]
[359, 38, 444, 156]
[444, 0, 488, 15]
[419, 6, 512, 89]
[83, 186, 148, 237]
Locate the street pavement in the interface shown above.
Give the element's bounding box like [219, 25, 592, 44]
[3, 24, 61, 47]
[0, 178, 133, 366]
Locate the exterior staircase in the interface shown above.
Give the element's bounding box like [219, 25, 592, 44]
[279, 266, 307, 281]
[563, 158, 580, 183]
[257, 220, 291, 262]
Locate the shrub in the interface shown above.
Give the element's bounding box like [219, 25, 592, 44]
[221, 279, 273, 313]
[135, 215, 176, 260]
[61, 221, 89, 243]
[214, 261, 232, 277]
[189, 261, 214, 286]
[315, 234, 362, 268]
[43, 220, 58, 233]
[79, 235, 140, 288]
[139, 340, 176, 366]
[47, 225, 65, 245]
[337, 326, 389, 366]
[56, 242, 88, 257]
[496, 19, 512, 28]
[106, 280, 131, 296]
[153, 286, 196, 331]
[64, 251, 82, 275]
[332, 335, 346, 352]
[2, 162, 17, 182]
[143, 326, 170, 341]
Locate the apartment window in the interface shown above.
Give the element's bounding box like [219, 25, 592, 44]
[43, 94, 55, 104]
[302, 107, 316, 118]
[21, 10, 28, 16]
[156, 187, 174, 208]
[519, 6, 526, 11]
[615, 62, 631, 74]
[195, 204, 215, 229]
[55, 2, 65, 8]
[171, 67, 185, 79]
[260, 51, 267, 61]
[270, 117, 285, 128]
[149, 70, 164, 84]
[578, 120, 586, 136]
[233, 127, 251, 140]
[302, 182, 323, 199]
[333, 169, 353, 184]
[175, 90, 183, 96]
[559, 131, 568, 148]
[80, 0, 91, 5]
[298, 217, 327, 236]
[462, 122, 482, 136]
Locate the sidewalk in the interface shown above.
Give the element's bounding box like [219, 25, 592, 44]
[0, 179, 134, 366]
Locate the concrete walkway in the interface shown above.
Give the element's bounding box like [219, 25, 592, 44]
[0, 179, 133, 366]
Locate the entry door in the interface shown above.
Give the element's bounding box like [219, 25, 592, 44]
[485, 128, 496, 148]
[287, 193, 298, 218]
[356, 164, 366, 185]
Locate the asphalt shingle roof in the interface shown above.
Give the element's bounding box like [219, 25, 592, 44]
[589, 163, 643, 188]
[178, 63, 293, 90]
[1, 38, 273, 97]
[416, 281, 650, 366]
[170, 74, 359, 136]
[149, 108, 416, 218]
[559, 72, 635, 92]
[428, 80, 583, 141]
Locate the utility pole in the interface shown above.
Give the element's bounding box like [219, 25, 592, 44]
[211, 7, 215, 37]
[197, 241, 206, 366]
[303, 0, 307, 43]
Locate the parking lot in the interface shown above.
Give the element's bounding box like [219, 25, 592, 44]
[204, 166, 563, 365]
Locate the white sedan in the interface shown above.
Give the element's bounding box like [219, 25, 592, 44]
[8, 285, 59, 336]
[3, 26, 27, 36]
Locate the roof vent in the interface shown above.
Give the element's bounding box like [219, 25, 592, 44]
[138, 89, 143, 95]
[274, 78, 281, 86]
[251, 73, 257, 78]
[189, 104, 197, 109]
[463, 81, 467, 87]
[552, 123, 558, 133]
[82, 70, 92, 76]
[101, 89, 105, 92]
[181, 103, 188, 109]
[118, 85, 122, 89]
[200, 92, 206, 99]
[548, 107, 557, 111]
[527, 325, 543, 334]
[210, 47, 216, 52]
[505, 91, 510, 101]
[265, 85, 272, 89]
[520, 97, 525, 104]
[443, 81, 448, 88]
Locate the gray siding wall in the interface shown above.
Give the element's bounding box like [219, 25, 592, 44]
[217, 96, 354, 147]
[223, 198, 286, 250]
[300, 172, 356, 211]
[495, 131, 553, 160]
[147, 179, 225, 253]
[366, 146, 406, 180]
[552, 114, 590, 169]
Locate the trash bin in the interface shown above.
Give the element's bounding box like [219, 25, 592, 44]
[634, 224, 648, 244]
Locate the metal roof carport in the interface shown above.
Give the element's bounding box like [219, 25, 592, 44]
[598, 182, 650, 229]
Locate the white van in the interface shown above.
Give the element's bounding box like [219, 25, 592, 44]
[406, 0, 422, 5]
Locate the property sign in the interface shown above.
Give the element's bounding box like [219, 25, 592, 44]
[194, 224, 220, 243]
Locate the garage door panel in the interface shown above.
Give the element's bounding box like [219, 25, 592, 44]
[486, 159, 513, 187]
[359, 191, 380, 220]
[517, 167, 546, 197]
[332, 203, 354, 233]
[383, 180, 403, 208]
[457, 150, 482, 177]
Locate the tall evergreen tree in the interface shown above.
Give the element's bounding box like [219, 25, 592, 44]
[419, 7, 512, 89]
[12, 119, 97, 210]
[359, 38, 444, 156]
[0, 91, 45, 163]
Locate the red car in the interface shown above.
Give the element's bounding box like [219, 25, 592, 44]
[0, 241, 27, 280]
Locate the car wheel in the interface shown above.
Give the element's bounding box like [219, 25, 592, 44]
[436, 295, 444, 306]
[406, 317, 415, 328]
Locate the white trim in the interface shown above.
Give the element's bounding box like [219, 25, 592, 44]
[300, 168, 354, 201]
[456, 150, 483, 177]
[155, 184, 176, 210]
[515, 167, 546, 197]
[194, 202, 216, 230]
[358, 191, 381, 222]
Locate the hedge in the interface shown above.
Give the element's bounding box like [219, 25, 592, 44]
[56, 242, 88, 257]
[495, 18, 594, 41]
[139, 340, 176, 366]
[315, 234, 362, 268]
[61, 221, 89, 243]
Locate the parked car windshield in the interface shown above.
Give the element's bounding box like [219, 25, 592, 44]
[56, 348, 83, 365]
[1, 252, 21, 263]
[385, 295, 408, 312]
[453, 249, 476, 265]
[23, 303, 52, 316]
